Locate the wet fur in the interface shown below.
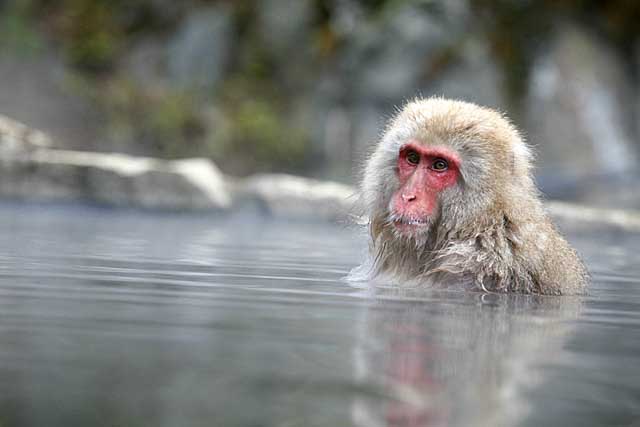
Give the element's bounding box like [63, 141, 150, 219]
[351, 97, 589, 295]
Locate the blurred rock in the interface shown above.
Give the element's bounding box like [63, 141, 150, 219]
[547, 201, 640, 232]
[540, 172, 640, 211]
[256, 0, 313, 60]
[0, 53, 102, 151]
[311, 3, 451, 178]
[328, 0, 365, 38]
[313, 2, 505, 178]
[342, 1, 496, 107]
[524, 25, 638, 178]
[346, 4, 449, 103]
[2, 123, 640, 229]
[5, 141, 640, 229]
[636, 41, 640, 140]
[423, 38, 506, 110]
[167, 6, 234, 92]
[122, 38, 168, 89]
[255, 0, 316, 92]
[0, 147, 231, 211]
[237, 174, 356, 222]
[0, 114, 52, 153]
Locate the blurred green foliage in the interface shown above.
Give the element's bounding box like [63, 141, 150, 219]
[214, 78, 309, 174]
[28, 0, 177, 70]
[57, 0, 121, 71]
[0, 0, 43, 53]
[107, 82, 205, 158]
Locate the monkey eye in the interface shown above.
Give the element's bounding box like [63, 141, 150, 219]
[431, 158, 448, 171]
[406, 150, 420, 165]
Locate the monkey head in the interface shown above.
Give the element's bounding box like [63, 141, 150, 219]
[362, 97, 535, 245]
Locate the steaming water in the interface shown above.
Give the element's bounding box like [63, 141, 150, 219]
[0, 202, 638, 427]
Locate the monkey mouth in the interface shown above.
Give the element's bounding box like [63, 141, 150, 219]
[395, 218, 429, 226]
[390, 214, 431, 233]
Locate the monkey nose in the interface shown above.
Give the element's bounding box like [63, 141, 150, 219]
[401, 193, 416, 202]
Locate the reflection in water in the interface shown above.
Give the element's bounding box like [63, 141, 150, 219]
[353, 292, 582, 427]
[0, 203, 638, 427]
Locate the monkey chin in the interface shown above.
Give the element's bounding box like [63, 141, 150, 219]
[389, 214, 433, 243]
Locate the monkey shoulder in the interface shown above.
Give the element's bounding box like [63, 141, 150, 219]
[535, 227, 590, 296]
[441, 216, 588, 295]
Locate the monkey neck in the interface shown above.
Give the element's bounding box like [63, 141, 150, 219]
[371, 221, 444, 279]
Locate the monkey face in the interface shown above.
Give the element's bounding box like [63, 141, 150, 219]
[389, 142, 461, 237]
[363, 98, 531, 243]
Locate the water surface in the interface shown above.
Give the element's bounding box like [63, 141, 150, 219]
[0, 203, 638, 427]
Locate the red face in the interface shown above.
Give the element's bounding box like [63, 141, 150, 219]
[391, 142, 460, 232]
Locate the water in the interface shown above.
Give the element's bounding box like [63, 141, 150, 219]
[0, 202, 638, 427]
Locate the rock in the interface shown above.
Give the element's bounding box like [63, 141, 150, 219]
[636, 40, 640, 146]
[346, 3, 449, 103]
[254, 0, 316, 91]
[122, 38, 168, 89]
[256, 0, 313, 59]
[2, 134, 640, 228]
[0, 114, 52, 153]
[314, 2, 504, 177]
[422, 38, 506, 110]
[167, 6, 234, 92]
[342, 1, 488, 105]
[0, 53, 102, 151]
[538, 171, 640, 211]
[167, 158, 232, 209]
[306, 74, 355, 179]
[524, 25, 638, 179]
[349, 103, 387, 160]
[547, 201, 640, 232]
[0, 148, 231, 211]
[237, 174, 356, 222]
[310, 3, 451, 177]
[0, 153, 87, 201]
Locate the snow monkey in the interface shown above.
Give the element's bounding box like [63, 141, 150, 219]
[352, 97, 589, 295]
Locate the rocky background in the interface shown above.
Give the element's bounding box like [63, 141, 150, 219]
[1, 0, 640, 212]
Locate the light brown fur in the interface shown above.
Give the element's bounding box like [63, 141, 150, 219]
[351, 97, 589, 295]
